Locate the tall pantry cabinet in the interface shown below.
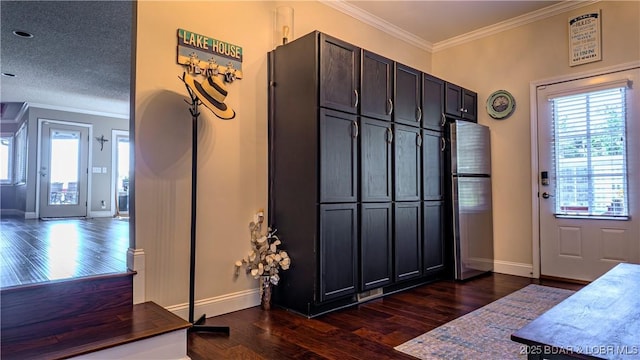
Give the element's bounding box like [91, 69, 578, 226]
[269, 31, 447, 317]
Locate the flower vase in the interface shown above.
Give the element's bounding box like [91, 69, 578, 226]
[261, 277, 272, 310]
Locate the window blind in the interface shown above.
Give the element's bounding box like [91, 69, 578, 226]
[551, 86, 628, 217]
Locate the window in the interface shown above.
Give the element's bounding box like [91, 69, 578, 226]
[551, 86, 628, 217]
[0, 135, 13, 184]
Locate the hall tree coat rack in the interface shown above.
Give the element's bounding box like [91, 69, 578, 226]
[183, 82, 230, 335]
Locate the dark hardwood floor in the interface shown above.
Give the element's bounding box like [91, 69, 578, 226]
[0, 215, 129, 288]
[188, 273, 584, 360]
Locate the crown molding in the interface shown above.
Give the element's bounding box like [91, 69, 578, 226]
[319, 0, 433, 52]
[28, 102, 129, 120]
[321, 0, 598, 54]
[432, 0, 599, 52]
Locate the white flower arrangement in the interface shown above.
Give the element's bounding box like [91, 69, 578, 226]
[235, 210, 291, 286]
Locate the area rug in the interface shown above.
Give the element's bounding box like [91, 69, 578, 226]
[394, 284, 575, 359]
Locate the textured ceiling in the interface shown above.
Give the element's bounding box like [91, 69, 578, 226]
[0, 1, 132, 120]
[1, 0, 564, 122]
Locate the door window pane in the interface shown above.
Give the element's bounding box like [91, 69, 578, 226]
[551, 87, 628, 217]
[49, 130, 80, 205]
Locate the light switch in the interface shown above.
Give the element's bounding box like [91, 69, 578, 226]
[102, 167, 107, 173]
[92, 167, 101, 173]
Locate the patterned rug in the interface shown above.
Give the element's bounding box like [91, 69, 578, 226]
[394, 284, 575, 359]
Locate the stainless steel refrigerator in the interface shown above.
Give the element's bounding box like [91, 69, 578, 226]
[449, 120, 494, 280]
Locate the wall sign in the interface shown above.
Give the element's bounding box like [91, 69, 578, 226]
[177, 29, 243, 82]
[568, 10, 601, 67]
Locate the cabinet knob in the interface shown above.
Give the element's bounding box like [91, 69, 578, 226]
[440, 113, 446, 127]
[351, 121, 359, 138]
[386, 127, 393, 143]
[387, 99, 393, 116]
[353, 90, 359, 108]
[440, 137, 446, 151]
[417, 107, 422, 122]
[416, 133, 422, 147]
[459, 107, 465, 112]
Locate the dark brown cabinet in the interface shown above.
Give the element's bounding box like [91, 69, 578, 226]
[394, 202, 422, 281]
[320, 34, 361, 114]
[360, 202, 393, 291]
[422, 74, 446, 131]
[423, 201, 445, 273]
[445, 82, 477, 122]
[361, 51, 393, 122]
[269, 31, 472, 316]
[319, 203, 358, 301]
[320, 109, 358, 203]
[394, 124, 421, 201]
[361, 117, 392, 202]
[394, 63, 422, 126]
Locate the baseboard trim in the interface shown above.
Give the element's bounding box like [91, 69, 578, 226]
[25, 211, 37, 219]
[493, 260, 534, 278]
[166, 288, 260, 321]
[0, 209, 24, 217]
[88, 210, 112, 218]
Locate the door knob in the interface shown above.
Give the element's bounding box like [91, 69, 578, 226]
[542, 192, 553, 199]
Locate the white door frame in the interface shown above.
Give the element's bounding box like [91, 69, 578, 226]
[36, 118, 93, 218]
[529, 60, 640, 279]
[111, 129, 129, 216]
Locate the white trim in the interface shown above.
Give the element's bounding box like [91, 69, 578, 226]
[0, 102, 30, 123]
[111, 129, 130, 217]
[165, 288, 260, 321]
[88, 210, 112, 218]
[28, 102, 128, 120]
[529, 61, 640, 280]
[319, 0, 432, 52]
[25, 211, 37, 219]
[320, 0, 596, 54]
[68, 329, 188, 360]
[493, 260, 534, 278]
[433, 1, 597, 52]
[127, 247, 146, 304]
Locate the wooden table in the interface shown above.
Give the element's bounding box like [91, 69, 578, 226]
[511, 263, 640, 359]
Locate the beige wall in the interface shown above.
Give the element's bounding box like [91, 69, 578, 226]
[432, 1, 640, 268]
[134, 1, 430, 309]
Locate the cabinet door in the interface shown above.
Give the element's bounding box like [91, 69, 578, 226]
[360, 202, 393, 291]
[394, 124, 421, 201]
[361, 51, 393, 122]
[422, 74, 445, 131]
[320, 109, 358, 203]
[394, 64, 421, 126]
[444, 82, 463, 118]
[423, 201, 445, 273]
[461, 89, 477, 122]
[319, 203, 358, 302]
[361, 118, 392, 202]
[319, 34, 360, 114]
[422, 129, 443, 201]
[394, 201, 422, 281]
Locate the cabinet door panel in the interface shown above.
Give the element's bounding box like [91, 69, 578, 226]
[422, 129, 443, 201]
[462, 89, 477, 122]
[394, 124, 421, 201]
[424, 201, 445, 273]
[320, 109, 358, 203]
[444, 82, 463, 118]
[319, 34, 360, 114]
[422, 74, 445, 131]
[394, 202, 422, 281]
[394, 64, 421, 126]
[361, 51, 393, 121]
[361, 203, 393, 290]
[361, 118, 392, 202]
[320, 203, 358, 302]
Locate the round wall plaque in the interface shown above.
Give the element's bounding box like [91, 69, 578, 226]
[486, 90, 516, 120]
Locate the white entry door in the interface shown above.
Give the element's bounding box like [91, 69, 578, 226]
[39, 121, 89, 218]
[537, 67, 640, 281]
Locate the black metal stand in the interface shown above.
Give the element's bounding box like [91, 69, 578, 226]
[184, 84, 230, 335]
